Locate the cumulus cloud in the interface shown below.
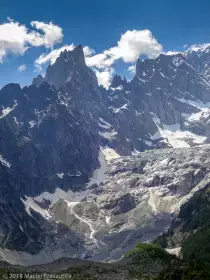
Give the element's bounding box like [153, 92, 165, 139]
[83, 46, 95, 57]
[0, 18, 63, 63]
[86, 53, 114, 69]
[94, 68, 115, 89]
[104, 30, 163, 63]
[165, 51, 182, 56]
[18, 64, 26, 72]
[30, 21, 63, 48]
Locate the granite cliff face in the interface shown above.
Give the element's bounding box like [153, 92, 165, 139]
[105, 53, 210, 153]
[1, 45, 210, 265]
[33, 45, 210, 154]
[0, 70, 100, 258]
[185, 45, 210, 82]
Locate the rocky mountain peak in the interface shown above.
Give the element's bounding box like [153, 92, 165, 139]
[110, 74, 128, 89]
[32, 74, 45, 88]
[0, 83, 22, 108]
[135, 53, 187, 78]
[41, 45, 97, 88]
[186, 45, 210, 81]
[59, 44, 86, 66]
[71, 44, 86, 65]
[135, 57, 155, 78]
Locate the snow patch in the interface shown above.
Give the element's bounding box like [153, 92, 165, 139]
[29, 121, 36, 128]
[34, 149, 107, 208]
[166, 247, 181, 257]
[187, 108, 210, 122]
[105, 216, 111, 224]
[0, 101, 17, 118]
[159, 158, 170, 167]
[0, 155, 11, 168]
[101, 147, 120, 162]
[176, 97, 210, 109]
[148, 189, 158, 214]
[115, 104, 128, 113]
[34, 188, 73, 208]
[137, 77, 147, 83]
[145, 140, 153, 146]
[67, 171, 82, 177]
[110, 85, 123, 91]
[20, 196, 51, 220]
[57, 173, 65, 179]
[19, 225, 24, 232]
[99, 130, 117, 140]
[172, 57, 184, 67]
[13, 117, 19, 124]
[132, 149, 141, 155]
[181, 113, 189, 117]
[160, 71, 166, 78]
[86, 148, 106, 187]
[151, 117, 206, 148]
[99, 117, 112, 129]
[109, 104, 128, 114]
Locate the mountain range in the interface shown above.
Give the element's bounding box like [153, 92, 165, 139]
[1, 43, 210, 266]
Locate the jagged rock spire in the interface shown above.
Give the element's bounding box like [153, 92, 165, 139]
[43, 45, 97, 88]
[72, 44, 86, 65]
[111, 75, 128, 88]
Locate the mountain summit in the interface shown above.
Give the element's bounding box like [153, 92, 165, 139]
[33, 45, 98, 88]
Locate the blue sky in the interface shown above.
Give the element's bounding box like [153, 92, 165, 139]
[1, 0, 210, 88]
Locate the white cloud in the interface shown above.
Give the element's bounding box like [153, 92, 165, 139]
[18, 64, 26, 72]
[104, 29, 163, 63]
[86, 53, 114, 69]
[94, 68, 114, 89]
[165, 51, 182, 56]
[128, 65, 136, 74]
[0, 18, 63, 63]
[83, 46, 95, 57]
[30, 21, 63, 48]
[35, 44, 75, 67]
